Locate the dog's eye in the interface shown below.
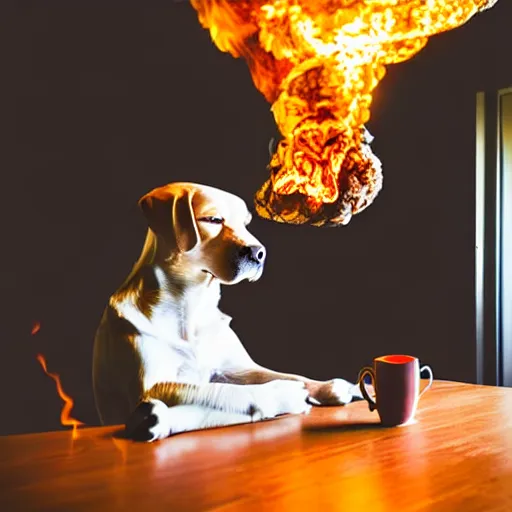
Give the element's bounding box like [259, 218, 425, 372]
[198, 216, 224, 224]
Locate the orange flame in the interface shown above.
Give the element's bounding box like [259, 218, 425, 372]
[36, 353, 84, 438]
[31, 321, 41, 335]
[191, 0, 498, 226]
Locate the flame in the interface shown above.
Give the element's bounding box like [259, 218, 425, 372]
[36, 353, 84, 438]
[31, 321, 41, 335]
[191, 0, 498, 226]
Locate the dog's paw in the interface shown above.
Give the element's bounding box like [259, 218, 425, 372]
[309, 379, 364, 406]
[124, 399, 171, 442]
[251, 380, 311, 420]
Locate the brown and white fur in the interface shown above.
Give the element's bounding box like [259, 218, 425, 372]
[93, 182, 362, 442]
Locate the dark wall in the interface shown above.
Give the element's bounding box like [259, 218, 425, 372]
[1, 1, 511, 436]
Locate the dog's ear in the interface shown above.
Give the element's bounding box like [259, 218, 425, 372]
[139, 188, 199, 253]
[172, 190, 200, 253]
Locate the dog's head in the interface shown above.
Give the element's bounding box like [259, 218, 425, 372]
[139, 183, 266, 285]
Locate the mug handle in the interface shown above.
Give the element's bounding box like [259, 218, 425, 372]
[357, 367, 377, 412]
[419, 365, 434, 398]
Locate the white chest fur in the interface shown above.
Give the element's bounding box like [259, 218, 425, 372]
[113, 267, 229, 391]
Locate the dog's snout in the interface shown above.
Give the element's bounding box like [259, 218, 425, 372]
[253, 246, 266, 263]
[240, 245, 266, 264]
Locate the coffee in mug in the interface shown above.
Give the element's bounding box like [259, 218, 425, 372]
[357, 355, 433, 427]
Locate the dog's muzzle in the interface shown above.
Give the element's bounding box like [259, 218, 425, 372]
[204, 244, 267, 283]
[239, 245, 266, 265]
[237, 244, 266, 282]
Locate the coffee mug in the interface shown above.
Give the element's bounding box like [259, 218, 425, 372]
[357, 355, 434, 426]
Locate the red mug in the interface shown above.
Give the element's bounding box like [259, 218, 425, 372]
[357, 355, 434, 426]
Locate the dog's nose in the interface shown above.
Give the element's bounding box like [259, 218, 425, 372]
[241, 245, 266, 264]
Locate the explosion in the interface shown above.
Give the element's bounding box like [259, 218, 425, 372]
[191, 0, 498, 226]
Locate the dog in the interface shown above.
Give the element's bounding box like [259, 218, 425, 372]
[92, 182, 362, 441]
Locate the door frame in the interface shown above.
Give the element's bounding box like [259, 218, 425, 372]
[476, 87, 512, 386]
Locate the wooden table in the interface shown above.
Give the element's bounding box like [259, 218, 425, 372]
[1, 380, 512, 512]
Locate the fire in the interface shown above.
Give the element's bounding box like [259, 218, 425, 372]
[36, 353, 84, 438]
[191, 0, 498, 226]
[31, 321, 41, 335]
